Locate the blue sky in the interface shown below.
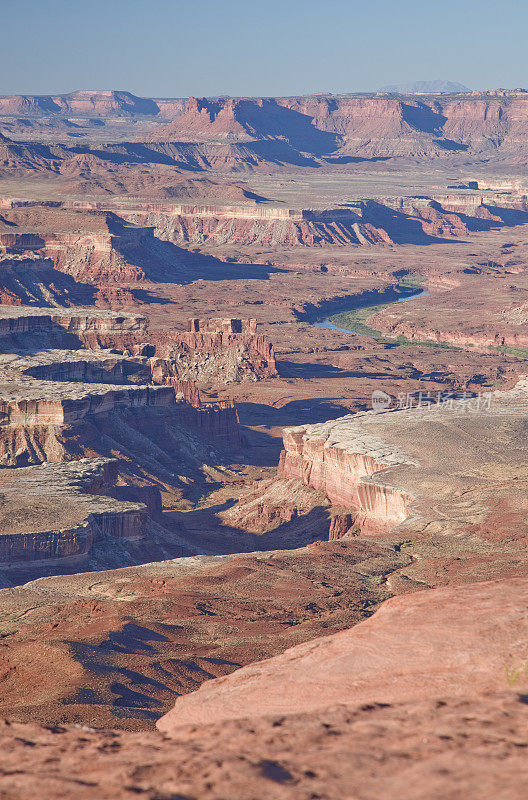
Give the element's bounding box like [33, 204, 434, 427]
[1, 0, 526, 97]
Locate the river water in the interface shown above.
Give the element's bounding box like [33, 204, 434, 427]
[314, 289, 429, 336]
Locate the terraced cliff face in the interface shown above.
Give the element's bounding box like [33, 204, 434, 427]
[120, 203, 393, 247]
[6, 89, 528, 163]
[0, 305, 147, 342]
[278, 417, 414, 535]
[0, 459, 145, 564]
[277, 381, 528, 543]
[2, 197, 528, 299]
[0, 205, 156, 283]
[0, 306, 274, 578]
[36, 194, 528, 253]
[145, 92, 528, 161]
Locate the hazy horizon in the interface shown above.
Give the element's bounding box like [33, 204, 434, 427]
[2, 0, 527, 98]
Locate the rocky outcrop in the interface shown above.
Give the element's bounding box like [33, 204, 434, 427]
[172, 399, 240, 447]
[158, 576, 528, 730]
[277, 380, 528, 545]
[0, 458, 145, 564]
[0, 308, 247, 446]
[188, 316, 257, 333]
[220, 476, 330, 534]
[278, 417, 414, 535]
[151, 318, 277, 383]
[0, 691, 526, 800]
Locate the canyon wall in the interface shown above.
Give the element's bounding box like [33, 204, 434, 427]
[0, 309, 249, 447]
[144, 92, 528, 162]
[369, 314, 528, 350]
[277, 417, 414, 536]
[2, 199, 528, 279]
[0, 305, 251, 573]
[0, 459, 146, 564]
[55, 197, 528, 251]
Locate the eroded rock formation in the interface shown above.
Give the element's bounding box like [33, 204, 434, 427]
[278, 416, 415, 534]
[0, 305, 277, 577]
[0, 459, 145, 563]
[276, 380, 528, 541]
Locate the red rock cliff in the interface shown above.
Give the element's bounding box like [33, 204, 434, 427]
[278, 415, 414, 535]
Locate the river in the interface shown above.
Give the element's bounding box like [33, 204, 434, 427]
[314, 289, 429, 335]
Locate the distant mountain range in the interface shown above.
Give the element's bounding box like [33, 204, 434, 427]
[379, 81, 471, 94]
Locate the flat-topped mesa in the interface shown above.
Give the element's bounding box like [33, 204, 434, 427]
[0, 383, 174, 426]
[65, 198, 374, 222]
[0, 89, 161, 117]
[0, 458, 146, 564]
[278, 415, 415, 535]
[66, 195, 528, 251]
[0, 305, 148, 342]
[279, 382, 528, 543]
[0, 205, 158, 284]
[111, 201, 391, 247]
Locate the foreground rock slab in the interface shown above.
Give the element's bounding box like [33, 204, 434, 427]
[0, 540, 396, 729]
[0, 692, 526, 799]
[158, 577, 528, 731]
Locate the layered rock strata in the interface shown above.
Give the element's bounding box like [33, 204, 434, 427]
[64, 194, 528, 249]
[0, 305, 250, 572]
[145, 92, 528, 162]
[0, 458, 145, 563]
[0, 304, 147, 340]
[278, 416, 415, 534]
[278, 380, 528, 540]
[0, 307, 244, 459]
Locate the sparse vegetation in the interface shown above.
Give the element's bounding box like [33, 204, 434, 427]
[505, 661, 528, 687]
[492, 345, 528, 359]
[329, 280, 460, 351]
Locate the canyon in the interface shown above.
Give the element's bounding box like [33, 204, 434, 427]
[1, 85, 528, 798]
